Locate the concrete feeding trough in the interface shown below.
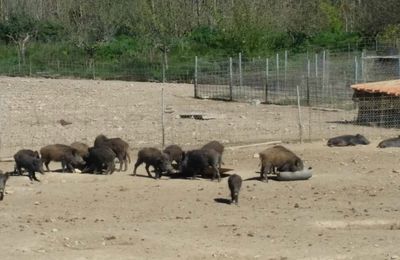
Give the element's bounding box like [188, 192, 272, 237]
[179, 112, 217, 120]
[276, 167, 313, 181]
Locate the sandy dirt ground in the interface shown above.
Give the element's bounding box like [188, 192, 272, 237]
[0, 77, 399, 260]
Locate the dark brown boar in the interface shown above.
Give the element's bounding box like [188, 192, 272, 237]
[228, 174, 242, 205]
[180, 149, 221, 182]
[13, 149, 40, 175]
[94, 134, 131, 171]
[40, 144, 85, 173]
[327, 134, 369, 147]
[133, 147, 174, 179]
[14, 149, 44, 181]
[0, 171, 9, 200]
[259, 145, 304, 182]
[201, 140, 224, 168]
[70, 142, 89, 159]
[163, 144, 185, 168]
[83, 146, 116, 175]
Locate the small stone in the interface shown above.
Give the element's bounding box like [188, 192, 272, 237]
[391, 255, 399, 260]
[34, 201, 40, 205]
[51, 228, 58, 233]
[105, 235, 116, 240]
[294, 203, 300, 208]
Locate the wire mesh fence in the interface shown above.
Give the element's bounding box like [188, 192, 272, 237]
[1, 41, 400, 156]
[193, 43, 400, 143]
[195, 45, 400, 107]
[0, 58, 195, 83]
[2, 76, 400, 158]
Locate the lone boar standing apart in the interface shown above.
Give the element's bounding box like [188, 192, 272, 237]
[327, 134, 370, 147]
[14, 149, 44, 182]
[228, 174, 242, 205]
[94, 135, 130, 171]
[133, 147, 174, 179]
[259, 145, 304, 182]
[40, 144, 85, 173]
[0, 171, 9, 201]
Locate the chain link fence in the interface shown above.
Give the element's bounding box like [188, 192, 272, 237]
[1, 41, 400, 156]
[194, 44, 400, 142]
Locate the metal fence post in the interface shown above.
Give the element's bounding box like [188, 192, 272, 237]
[361, 50, 365, 82]
[92, 60, 96, 80]
[194, 56, 198, 98]
[284, 50, 288, 91]
[276, 53, 280, 91]
[265, 58, 269, 103]
[229, 57, 233, 101]
[161, 88, 165, 148]
[296, 85, 303, 143]
[354, 56, 358, 83]
[322, 50, 326, 88]
[162, 62, 166, 83]
[398, 58, 400, 79]
[315, 53, 318, 78]
[307, 59, 310, 106]
[239, 52, 242, 87]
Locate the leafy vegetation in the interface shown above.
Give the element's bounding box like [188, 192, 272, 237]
[0, 0, 399, 81]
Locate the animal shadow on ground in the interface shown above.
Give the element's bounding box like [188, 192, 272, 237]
[130, 173, 160, 179]
[168, 168, 233, 180]
[244, 172, 279, 182]
[214, 198, 232, 205]
[51, 168, 76, 173]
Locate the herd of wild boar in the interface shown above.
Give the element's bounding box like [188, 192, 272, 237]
[1, 132, 400, 204]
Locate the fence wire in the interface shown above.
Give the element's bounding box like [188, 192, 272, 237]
[1, 44, 400, 156]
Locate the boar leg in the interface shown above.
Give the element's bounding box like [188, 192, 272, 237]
[145, 163, 153, 178]
[61, 161, 66, 173]
[15, 164, 23, 175]
[67, 163, 75, 173]
[29, 171, 40, 182]
[108, 161, 116, 175]
[261, 162, 271, 182]
[44, 161, 50, 172]
[133, 159, 143, 176]
[123, 154, 128, 171]
[117, 154, 124, 172]
[211, 165, 221, 182]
